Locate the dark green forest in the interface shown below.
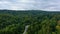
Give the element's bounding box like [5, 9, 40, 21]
[0, 10, 60, 34]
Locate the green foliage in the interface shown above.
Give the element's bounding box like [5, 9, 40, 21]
[0, 10, 60, 34]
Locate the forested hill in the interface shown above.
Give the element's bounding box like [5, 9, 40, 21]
[0, 10, 60, 15]
[0, 10, 60, 34]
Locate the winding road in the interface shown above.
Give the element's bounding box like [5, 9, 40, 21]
[23, 25, 30, 34]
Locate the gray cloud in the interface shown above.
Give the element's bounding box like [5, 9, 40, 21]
[0, 0, 60, 11]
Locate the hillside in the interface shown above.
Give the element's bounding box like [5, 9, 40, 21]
[0, 10, 60, 34]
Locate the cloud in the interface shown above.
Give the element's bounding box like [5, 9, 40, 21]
[0, 1, 11, 9]
[40, 0, 60, 11]
[0, 0, 60, 11]
[0, 0, 41, 10]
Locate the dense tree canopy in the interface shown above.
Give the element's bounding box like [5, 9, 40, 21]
[0, 10, 60, 34]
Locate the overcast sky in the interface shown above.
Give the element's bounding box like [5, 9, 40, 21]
[0, 0, 60, 11]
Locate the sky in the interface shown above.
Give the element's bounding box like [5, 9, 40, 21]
[0, 0, 60, 11]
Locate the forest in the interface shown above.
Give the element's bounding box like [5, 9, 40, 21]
[0, 10, 60, 34]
